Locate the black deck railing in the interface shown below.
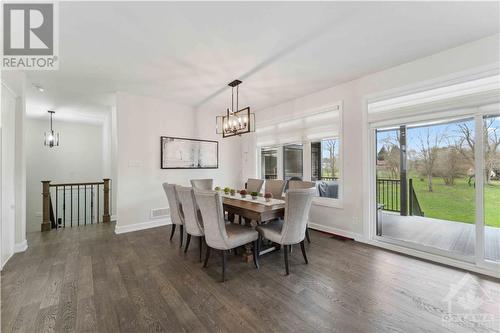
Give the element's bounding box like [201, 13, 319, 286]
[376, 178, 401, 212]
[409, 179, 424, 217]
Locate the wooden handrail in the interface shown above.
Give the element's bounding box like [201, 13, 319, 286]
[50, 181, 104, 187]
[41, 179, 111, 231]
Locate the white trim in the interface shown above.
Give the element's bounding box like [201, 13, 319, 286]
[361, 238, 500, 279]
[111, 214, 118, 221]
[0, 252, 14, 271]
[308, 222, 364, 241]
[474, 114, 485, 265]
[14, 240, 27, 253]
[312, 197, 343, 209]
[114, 217, 171, 234]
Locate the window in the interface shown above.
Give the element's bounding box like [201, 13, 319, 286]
[256, 103, 343, 204]
[261, 148, 278, 179]
[283, 144, 303, 181]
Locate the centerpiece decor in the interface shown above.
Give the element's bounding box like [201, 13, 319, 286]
[251, 192, 259, 200]
[264, 192, 273, 202]
[240, 189, 247, 198]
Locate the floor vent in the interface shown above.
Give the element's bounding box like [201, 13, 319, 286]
[151, 207, 169, 219]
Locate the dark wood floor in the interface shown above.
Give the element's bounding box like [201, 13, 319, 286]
[2, 223, 499, 333]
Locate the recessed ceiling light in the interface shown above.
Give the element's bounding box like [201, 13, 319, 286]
[33, 84, 44, 92]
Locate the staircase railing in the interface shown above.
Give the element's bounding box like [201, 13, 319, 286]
[41, 179, 111, 231]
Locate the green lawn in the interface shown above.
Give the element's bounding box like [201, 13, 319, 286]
[411, 177, 500, 228]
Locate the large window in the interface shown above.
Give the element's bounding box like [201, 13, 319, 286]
[256, 105, 342, 204]
[261, 148, 278, 179]
[283, 144, 303, 181]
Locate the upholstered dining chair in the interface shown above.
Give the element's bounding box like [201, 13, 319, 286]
[246, 178, 264, 193]
[190, 178, 213, 190]
[264, 179, 286, 199]
[194, 189, 259, 282]
[256, 187, 316, 275]
[176, 185, 205, 262]
[162, 183, 184, 247]
[287, 180, 316, 243]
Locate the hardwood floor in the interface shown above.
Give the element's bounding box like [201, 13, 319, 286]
[2, 223, 499, 333]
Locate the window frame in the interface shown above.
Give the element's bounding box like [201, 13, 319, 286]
[256, 102, 344, 208]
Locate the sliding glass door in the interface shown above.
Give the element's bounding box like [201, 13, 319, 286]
[483, 115, 500, 263]
[374, 112, 500, 266]
[375, 117, 477, 258]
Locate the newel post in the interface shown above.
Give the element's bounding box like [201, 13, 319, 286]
[41, 181, 51, 232]
[103, 178, 111, 223]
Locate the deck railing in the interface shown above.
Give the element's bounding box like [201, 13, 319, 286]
[376, 178, 401, 212]
[41, 179, 111, 231]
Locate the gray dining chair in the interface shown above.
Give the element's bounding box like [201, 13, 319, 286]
[264, 179, 286, 199]
[176, 185, 205, 262]
[288, 180, 316, 190]
[162, 183, 185, 247]
[287, 180, 316, 243]
[256, 187, 316, 275]
[190, 179, 213, 190]
[246, 178, 264, 193]
[194, 189, 259, 282]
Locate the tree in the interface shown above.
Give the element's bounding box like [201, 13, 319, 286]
[457, 118, 500, 183]
[417, 128, 445, 192]
[323, 139, 337, 178]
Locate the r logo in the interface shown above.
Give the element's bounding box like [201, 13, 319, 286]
[3, 3, 53, 55]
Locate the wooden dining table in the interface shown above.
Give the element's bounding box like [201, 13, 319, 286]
[222, 196, 285, 262]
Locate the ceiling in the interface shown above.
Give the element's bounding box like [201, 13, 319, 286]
[24, 1, 500, 122]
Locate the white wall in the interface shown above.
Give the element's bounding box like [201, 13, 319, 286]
[115, 92, 197, 232]
[1, 84, 17, 268]
[25, 118, 104, 232]
[243, 34, 500, 238]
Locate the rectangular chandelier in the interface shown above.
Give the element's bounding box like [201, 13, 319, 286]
[216, 79, 255, 138]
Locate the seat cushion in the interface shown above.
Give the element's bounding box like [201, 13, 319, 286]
[225, 223, 258, 248]
[256, 219, 283, 244]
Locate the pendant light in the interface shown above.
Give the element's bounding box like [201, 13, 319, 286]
[216, 79, 255, 138]
[44, 110, 60, 147]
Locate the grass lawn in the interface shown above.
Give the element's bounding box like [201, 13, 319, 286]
[410, 177, 500, 228]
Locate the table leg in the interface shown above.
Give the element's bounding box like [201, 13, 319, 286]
[242, 218, 257, 262]
[228, 212, 235, 223]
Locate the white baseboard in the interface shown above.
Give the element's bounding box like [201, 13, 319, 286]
[14, 240, 28, 253]
[308, 222, 364, 241]
[111, 214, 118, 221]
[114, 217, 172, 234]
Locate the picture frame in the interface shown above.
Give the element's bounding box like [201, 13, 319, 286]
[160, 136, 218, 169]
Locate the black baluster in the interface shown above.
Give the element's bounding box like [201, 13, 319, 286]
[70, 185, 73, 227]
[63, 186, 66, 227]
[78, 185, 80, 226]
[55, 186, 58, 228]
[84, 185, 87, 225]
[97, 184, 100, 223]
[91, 185, 94, 224]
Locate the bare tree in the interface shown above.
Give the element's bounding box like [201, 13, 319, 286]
[417, 128, 445, 192]
[323, 139, 337, 178]
[457, 118, 500, 183]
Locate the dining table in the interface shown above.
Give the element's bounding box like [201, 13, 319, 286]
[222, 194, 285, 262]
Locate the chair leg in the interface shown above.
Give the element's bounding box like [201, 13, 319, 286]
[203, 246, 211, 267]
[179, 225, 184, 248]
[169, 224, 176, 240]
[221, 250, 227, 282]
[198, 236, 203, 262]
[184, 234, 191, 253]
[306, 227, 311, 243]
[252, 240, 260, 269]
[300, 240, 308, 264]
[284, 245, 290, 275]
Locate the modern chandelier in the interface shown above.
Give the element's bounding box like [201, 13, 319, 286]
[44, 110, 60, 147]
[216, 79, 255, 138]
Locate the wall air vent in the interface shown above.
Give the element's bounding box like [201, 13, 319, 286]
[151, 207, 169, 219]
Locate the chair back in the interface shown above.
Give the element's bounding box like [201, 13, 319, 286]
[281, 188, 316, 244]
[190, 179, 213, 190]
[288, 180, 316, 190]
[176, 186, 204, 236]
[264, 179, 285, 199]
[246, 178, 264, 193]
[162, 183, 184, 225]
[193, 189, 229, 250]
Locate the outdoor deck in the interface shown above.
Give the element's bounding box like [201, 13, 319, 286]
[380, 212, 500, 262]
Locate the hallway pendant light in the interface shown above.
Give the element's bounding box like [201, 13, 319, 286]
[44, 110, 60, 147]
[216, 79, 255, 138]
